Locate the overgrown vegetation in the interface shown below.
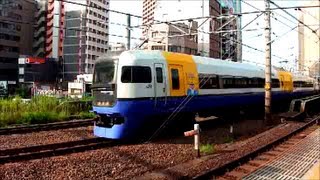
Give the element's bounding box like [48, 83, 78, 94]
[223, 135, 234, 143]
[0, 96, 95, 127]
[200, 144, 216, 154]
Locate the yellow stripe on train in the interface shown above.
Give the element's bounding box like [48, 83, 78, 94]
[162, 52, 199, 97]
[277, 71, 293, 92]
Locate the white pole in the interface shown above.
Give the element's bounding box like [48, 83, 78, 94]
[194, 124, 200, 158]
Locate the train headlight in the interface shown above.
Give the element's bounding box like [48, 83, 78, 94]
[96, 101, 111, 106]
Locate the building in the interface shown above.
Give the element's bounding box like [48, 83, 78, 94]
[108, 42, 126, 52]
[142, 0, 157, 37]
[18, 56, 61, 84]
[0, 0, 37, 90]
[63, 0, 110, 81]
[33, 0, 65, 59]
[18, 56, 62, 97]
[146, 21, 198, 55]
[298, 0, 320, 77]
[142, 0, 241, 61]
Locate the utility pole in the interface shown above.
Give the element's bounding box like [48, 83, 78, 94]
[236, 0, 242, 62]
[201, 0, 204, 56]
[127, 14, 131, 50]
[264, 0, 272, 122]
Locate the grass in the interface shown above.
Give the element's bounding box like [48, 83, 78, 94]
[223, 135, 234, 143]
[0, 96, 95, 127]
[200, 144, 216, 154]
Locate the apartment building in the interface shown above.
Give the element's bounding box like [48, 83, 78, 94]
[0, 0, 36, 86]
[63, 0, 110, 81]
[142, 0, 157, 37]
[33, 0, 65, 58]
[147, 21, 198, 55]
[142, 0, 241, 60]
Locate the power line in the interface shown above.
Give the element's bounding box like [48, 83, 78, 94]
[242, 0, 319, 43]
[269, 0, 320, 40]
[59, 0, 320, 37]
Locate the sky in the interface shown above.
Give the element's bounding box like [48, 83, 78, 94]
[65, 0, 319, 72]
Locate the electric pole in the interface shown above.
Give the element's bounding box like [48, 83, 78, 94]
[236, 0, 242, 62]
[264, 0, 272, 122]
[127, 14, 131, 50]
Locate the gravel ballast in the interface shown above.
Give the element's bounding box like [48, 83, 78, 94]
[0, 126, 94, 150]
[0, 121, 307, 180]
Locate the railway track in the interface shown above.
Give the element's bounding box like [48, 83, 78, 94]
[0, 137, 117, 165]
[192, 115, 320, 180]
[0, 118, 96, 135]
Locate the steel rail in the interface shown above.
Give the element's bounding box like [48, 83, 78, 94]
[192, 115, 320, 179]
[0, 118, 96, 135]
[0, 137, 118, 165]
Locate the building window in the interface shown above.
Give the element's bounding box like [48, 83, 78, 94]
[168, 46, 178, 52]
[151, 32, 157, 37]
[151, 45, 164, 50]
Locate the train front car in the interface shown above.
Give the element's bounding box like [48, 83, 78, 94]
[92, 50, 124, 139]
[92, 50, 169, 140]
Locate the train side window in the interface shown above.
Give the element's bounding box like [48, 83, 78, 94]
[121, 66, 152, 83]
[223, 77, 234, 88]
[156, 67, 163, 83]
[199, 74, 219, 89]
[171, 68, 180, 89]
[272, 79, 280, 88]
[121, 66, 131, 83]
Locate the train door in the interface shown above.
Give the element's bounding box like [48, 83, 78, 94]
[169, 65, 185, 96]
[154, 63, 166, 101]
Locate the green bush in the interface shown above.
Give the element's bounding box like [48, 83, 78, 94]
[200, 144, 216, 154]
[0, 95, 94, 127]
[223, 135, 234, 143]
[79, 112, 96, 119]
[20, 112, 56, 124]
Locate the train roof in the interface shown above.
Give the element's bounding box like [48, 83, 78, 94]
[122, 50, 277, 79]
[98, 50, 311, 81]
[192, 55, 273, 79]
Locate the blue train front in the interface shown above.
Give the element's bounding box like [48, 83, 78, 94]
[91, 50, 317, 140]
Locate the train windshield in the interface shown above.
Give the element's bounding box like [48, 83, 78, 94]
[92, 51, 123, 107]
[94, 61, 115, 84]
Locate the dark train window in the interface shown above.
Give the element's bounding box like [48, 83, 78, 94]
[156, 67, 163, 83]
[234, 77, 248, 88]
[171, 69, 180, 89]
[223, 77, 234, 88]
[199, 74, 219, 89]
[272, 79, 280, 88]
[121, 66, 152, 83]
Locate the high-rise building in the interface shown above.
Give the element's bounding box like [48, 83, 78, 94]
[298, 0, 320, 77]
[63, 0, 110, 81]
[142, 0, 241, 61]
[0, 0, 37, 87]
[33, 0, 65, 59]
[142, 0, 157, 37]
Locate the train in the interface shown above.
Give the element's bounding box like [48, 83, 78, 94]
[91, 50, 318, 140]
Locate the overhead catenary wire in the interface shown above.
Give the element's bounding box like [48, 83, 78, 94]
[241, 0, 319, 43]
[57, 0, 320, 37]
[269, 0, 320, 40]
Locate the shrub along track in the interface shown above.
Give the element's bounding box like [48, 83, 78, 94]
[0, 137, 118, 165]
[0, 118, 96, 135]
